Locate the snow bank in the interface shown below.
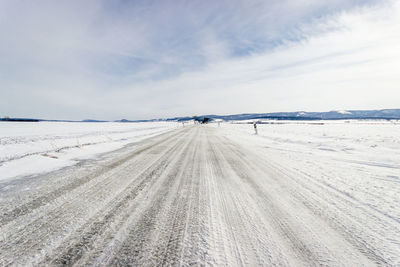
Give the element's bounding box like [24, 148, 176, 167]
[0, 121, 177, 181]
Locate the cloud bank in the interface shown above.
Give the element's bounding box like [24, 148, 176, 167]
[0, 0, 399, 120]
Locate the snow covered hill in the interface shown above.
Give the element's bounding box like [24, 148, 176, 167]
[169, 109, 400, 122]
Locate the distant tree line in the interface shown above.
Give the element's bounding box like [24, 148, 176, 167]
[1, 116, 39, 122]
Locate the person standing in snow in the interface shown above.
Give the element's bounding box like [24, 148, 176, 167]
[253, 121, 258, 135]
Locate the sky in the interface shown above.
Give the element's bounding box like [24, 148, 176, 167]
[1, 0, 399, 120]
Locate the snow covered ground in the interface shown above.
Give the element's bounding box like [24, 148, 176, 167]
[217, 120, 400, 263]
[0, 121, 177, 181]
[221, 120, 400, 171]
[0, 120, 399, 265]
[220, 120, 400, 218]
[220, 120, 400, 181]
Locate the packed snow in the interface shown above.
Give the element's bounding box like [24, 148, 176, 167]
[219, 120, 400, 236]
[0, 120, 399, 265]
[0, 121, 177, 181]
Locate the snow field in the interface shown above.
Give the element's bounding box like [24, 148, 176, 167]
[0, 120, 399, 265]
[0, 121, 178, 181]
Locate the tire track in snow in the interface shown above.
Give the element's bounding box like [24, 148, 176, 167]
[47, 130, 192, 266]
[0, 125, 398, 266]
[0, 128, 190, 266]
[0, 129, 182, 227]
[213, 133, 394, 266]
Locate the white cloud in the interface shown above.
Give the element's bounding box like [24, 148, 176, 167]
[0, 0, 398, 119]
[126, 0, 400, 117]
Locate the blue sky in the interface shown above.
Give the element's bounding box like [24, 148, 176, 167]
[1, 0, 399, 120]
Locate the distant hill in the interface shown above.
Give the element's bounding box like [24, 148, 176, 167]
[0, 117, 39, 122]
[82, 119, 108, 122]
[167, 109, 400, 122]
[2, 109, 399, 123]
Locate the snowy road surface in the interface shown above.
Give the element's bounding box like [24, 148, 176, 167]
[1, 125, 399, 266]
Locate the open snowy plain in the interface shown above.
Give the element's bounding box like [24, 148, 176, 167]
[0, 121, 177, 181]
[0, 120, 399, 266]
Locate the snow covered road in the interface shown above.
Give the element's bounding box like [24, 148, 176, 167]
[0, 125, 399, 266]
